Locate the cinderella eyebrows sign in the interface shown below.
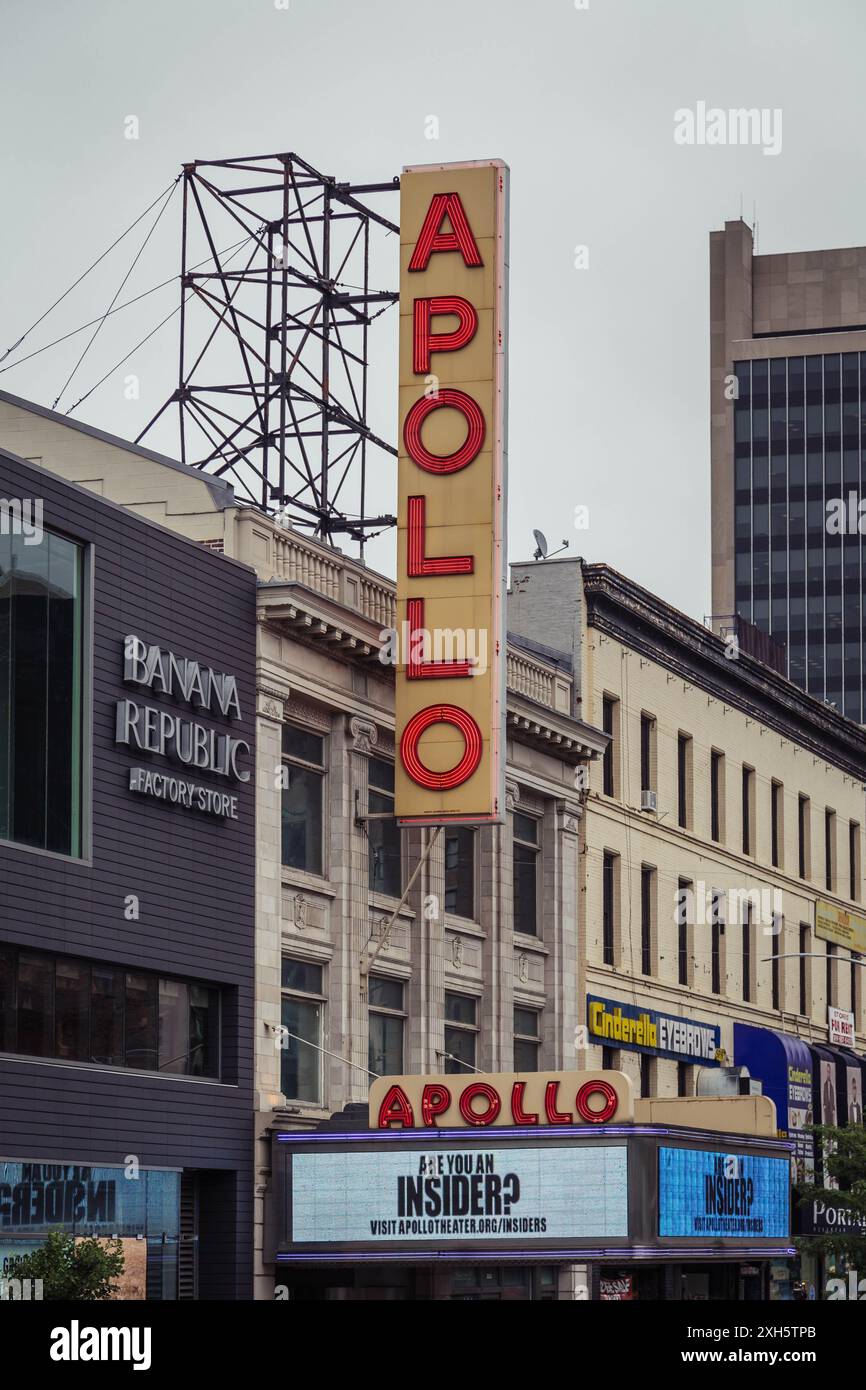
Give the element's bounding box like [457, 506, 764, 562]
[395, 160, 509, 825]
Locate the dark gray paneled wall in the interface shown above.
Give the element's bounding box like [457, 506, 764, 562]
[0, 448, 256, 1299]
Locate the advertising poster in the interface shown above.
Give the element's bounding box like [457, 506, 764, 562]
[290, 1145, 628, 1247]
[848, 1067, 864, 1126]
[658, 1147, 790, 1239]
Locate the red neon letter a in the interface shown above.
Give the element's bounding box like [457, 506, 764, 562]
[408, 193, 483, 272]
[377, 1085, 415, 1129]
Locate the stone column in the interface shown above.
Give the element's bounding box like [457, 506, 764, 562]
[552, 798, 583, 1069]
[345, 715, 378, 1104]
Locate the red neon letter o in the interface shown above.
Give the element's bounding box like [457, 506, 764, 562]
[458, 1083, 501, 1127]
[403, 388, 486, 474]
[575, 1079, 618, 1124]
[400, 704, 482, 791]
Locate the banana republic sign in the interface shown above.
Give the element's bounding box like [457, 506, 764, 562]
[115, 634, 250, 820]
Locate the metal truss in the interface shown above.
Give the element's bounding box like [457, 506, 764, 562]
[137, 152, 399, 554]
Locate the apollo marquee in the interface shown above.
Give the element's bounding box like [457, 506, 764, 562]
[395, 160, 508, 826]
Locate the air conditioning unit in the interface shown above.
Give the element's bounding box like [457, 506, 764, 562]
[640, 789, 657, 813]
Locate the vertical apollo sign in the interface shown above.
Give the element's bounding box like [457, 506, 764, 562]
[396, 160, 508, 825]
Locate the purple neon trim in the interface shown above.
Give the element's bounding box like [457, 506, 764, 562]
[275, 1124, 793, 1152]
[275, 1245, 797, 1264]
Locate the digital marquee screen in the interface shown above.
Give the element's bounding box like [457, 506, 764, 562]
[658, 1147, 790, 1239]
[289, 1145, 628, 1247]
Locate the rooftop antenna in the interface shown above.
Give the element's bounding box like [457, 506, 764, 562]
[532, 529, 569, 561]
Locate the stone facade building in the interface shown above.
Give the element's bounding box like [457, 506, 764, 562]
[510, 556, 866, 1104]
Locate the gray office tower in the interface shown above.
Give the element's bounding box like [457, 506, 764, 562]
[710, 220, 866, 722]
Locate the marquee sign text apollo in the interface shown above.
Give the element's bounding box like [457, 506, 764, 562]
[395, 160, 508, 825]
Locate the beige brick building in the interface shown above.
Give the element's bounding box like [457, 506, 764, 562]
[510, 556, 866, 1104]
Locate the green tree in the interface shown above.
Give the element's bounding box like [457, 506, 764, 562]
[11, 1230, 125, 1301]
[795, 1124, 866, 1270]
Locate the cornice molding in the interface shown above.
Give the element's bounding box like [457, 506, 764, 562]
[584, 568, 866, 782]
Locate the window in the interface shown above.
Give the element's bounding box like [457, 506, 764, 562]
[640, 713, 655, 792]
[444, 826, 476, 919]
[368, 757, 401, 897]
[0, 946, 218, 1076]
[711, 892, 723, 995]
[281, 724, 325, 875]
[771, 781, 783, 869]
[0, 527, 84, 856]
[825, 808, 837, 893]
[826, 942, 836, 1009]
[368, 975, 405, 1078]
[640, 1053, 654, 1098]
[853, 953, 862, 1031]
[90, 964, 124, 1067]
[772, 916, 782, 1011]
[799, 923, 810, 1017]
[850, 822, 861, 902]
[55, 958, 89, 1062]
[601, 1045, 619, 1071]
[640, 866, 655, 975]
[742, 766, 755, 855]
[124, 973, 158, 1071]
[514, 1007, 541, 1072]
[798, 795, 811, 879]
[444, 992, 477, 1073]
[710, 750, 724, 843]
[602, 695, 618, 797]
[676, 878, 692, 986]
[677, 1062, 692, 1097]
[281, 957, 324, 1103]
[742, 902, 752, 1003]
[603, 852, 618, 966]
[677, 734, 692, 829]
[513, 813, 540, 936]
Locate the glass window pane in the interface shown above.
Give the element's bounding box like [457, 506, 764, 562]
[125, 972, 158, 1070]
[514, 1038, 539, 1072]
[514, 843, 538, 935]
[0, 946, 15, 1051]
[189, 984, 220, 1078]
[368, 788, 401, 896]
[444, 991, 476, 1025]
[0, 529, 82, 856]
[280, 996, 321, 1101]
[17, 952, 54, 1057]
[55, 958, 90, 1062]
[158, 978, 189, 1074]
[282, 724, 324, 766]
[368, 975, 403, 1011]
[281, 959, 323, 995]
[90, 965, 124, 1066]
[369, 1011, 403, 1077]
[514, 813, 538, 845]
[368, 757, 395, 793]
[444, 1026, 476, 1073]
[514, 1007, 539, 1038]
[281, 764, 323, 873]
[444, 827, 476, 918]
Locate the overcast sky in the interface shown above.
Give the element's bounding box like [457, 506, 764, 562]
[2, 0, 865, 619]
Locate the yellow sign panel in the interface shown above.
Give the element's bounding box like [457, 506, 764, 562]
[815, 899, 866, 954]
[395, 161, 508, 825]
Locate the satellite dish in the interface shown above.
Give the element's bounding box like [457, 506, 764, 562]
[532, 529, 548, 560]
